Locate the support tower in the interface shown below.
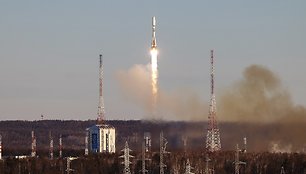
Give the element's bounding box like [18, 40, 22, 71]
[206, 50, 221, 152]
[120, 141, 133, 174]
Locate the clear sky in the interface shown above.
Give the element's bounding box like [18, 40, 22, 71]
[0, 1, 305, 120]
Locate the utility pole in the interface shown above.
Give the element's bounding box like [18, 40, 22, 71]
[120, 141, 133, 174]
[184, 159, 195, 174]
[66, 157, 78, 174]
[204, 154, 214, 174]
[234, 144, 246, 174]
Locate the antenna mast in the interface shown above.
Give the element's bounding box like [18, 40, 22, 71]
[206, 50, 221, 152]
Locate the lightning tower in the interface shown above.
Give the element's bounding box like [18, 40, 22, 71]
[85, 131, 89, 155]
[59, 134, 63, 158]
[206, 50, 221, 152]
[97, 54, 105, 124]
[141, 141, 150, 174]
[0, 134, 2, 160]
[31, 131, 36, 157]
[49, 131, 54, 160]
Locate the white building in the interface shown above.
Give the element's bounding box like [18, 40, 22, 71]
[87, 124, 116, 153]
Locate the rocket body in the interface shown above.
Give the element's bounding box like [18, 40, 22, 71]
[151, 16, 157, 49]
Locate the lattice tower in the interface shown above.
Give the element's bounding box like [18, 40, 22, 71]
[206, 50, 221, 152]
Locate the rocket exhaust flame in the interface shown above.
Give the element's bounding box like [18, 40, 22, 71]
[151, 48, 158, 112]
[151, 16, 158, 114]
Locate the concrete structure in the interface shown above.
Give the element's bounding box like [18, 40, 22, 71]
[88, 124, 115, 153]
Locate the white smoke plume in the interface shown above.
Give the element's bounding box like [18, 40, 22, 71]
[115, 64, 208, 120]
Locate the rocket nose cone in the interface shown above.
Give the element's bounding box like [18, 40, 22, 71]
[152, 16, 156, 26]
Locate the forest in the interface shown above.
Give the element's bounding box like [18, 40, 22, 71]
[1, 151, 306, 173]
[1, 120, 306, 173]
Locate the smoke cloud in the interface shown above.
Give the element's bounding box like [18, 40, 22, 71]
[115, 64, 207, 120]
[218, 64, 306, 123]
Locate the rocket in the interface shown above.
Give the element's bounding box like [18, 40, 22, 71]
[151, 16, 157, 49]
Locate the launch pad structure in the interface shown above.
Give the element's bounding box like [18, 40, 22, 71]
[87, 54, 116, 154]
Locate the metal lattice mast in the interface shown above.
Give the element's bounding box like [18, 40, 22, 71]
[0, 134, 2, 160]
[49, 131, 53, 160]
[160, 131, 168, 174]
[185, 159, 195, 174]
[31, 131, 36, 157]
[141, 141, 150, 174]
[85, 131, 89, 155]
[234, 144, 246, 174]
[243, 137, 247, 153]
[206, 50, 221, 152]
[120, 141, 133, 174]
[59, 134, 63, 158]
[97, 54, 105, 124]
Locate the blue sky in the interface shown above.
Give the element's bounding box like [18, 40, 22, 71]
[0, 1, 305, 120]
